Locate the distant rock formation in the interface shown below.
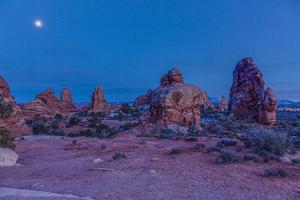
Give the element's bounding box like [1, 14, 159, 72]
[60, 88, 77, 112]
[90, 87, 109, 112]
[148, 68, 212, 130]
[22, 88, 69, 118]
[229, 57, 277, 125]
[219, 96, 228, 112]
[134, 90, 152, 107]
[0, 76, 30, 136]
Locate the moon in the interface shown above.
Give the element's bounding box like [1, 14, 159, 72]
[34, 19, 43, 28]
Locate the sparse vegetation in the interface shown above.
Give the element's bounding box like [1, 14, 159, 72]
[112, 152, 126, 160]
[243, 128, 291, 156]
[216, 151, 244, 164]
[54, 114, 63, 120]
[263, 168, 288, 177]
[68, 116, 81, 127]
[31, 119, 49, 135]
[168, 148, 183, 155]
[0, 98, 13, 119]
[0, 127, 15, 149]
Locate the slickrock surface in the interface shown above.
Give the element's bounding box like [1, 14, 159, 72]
[90, 87, 109, 112]
[0, 76, 30, 136]
[60, 88, 77, 112]
[229, 58, 277, 125]
[22, 89, 69, 118]
[0, 135, 299, 200]
[149, 68, 212, 130]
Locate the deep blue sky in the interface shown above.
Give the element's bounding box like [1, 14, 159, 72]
[1, 0, 300, 103]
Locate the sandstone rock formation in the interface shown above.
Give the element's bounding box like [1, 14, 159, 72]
[134, 90, 152, 107]
[60, 88, 77, 112]
[148, 68, 212, 130]
[219, 96, 228, 112]
[22, 89, 69, 118]
[0, 76, 30, 136]
[229, 57, 277, 125]
[90, 87, 109, 112]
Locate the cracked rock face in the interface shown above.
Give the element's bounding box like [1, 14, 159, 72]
[60, 88, 77, 112]
[148, 68, 211, 130]
[0, 76, 30, 136]
[22, 88, 70, 118]
[134, 90, 152, 107]
[90, 87, 109, 112]
[229, 57, 277, 125]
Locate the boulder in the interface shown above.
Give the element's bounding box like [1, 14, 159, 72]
[90, 87, 109, 112]
[60, 88, 77, 112]
[0, 76, 30, 137]
[148, 68, 212, 130]
[22, 88, 69, 118]
[229, 57, 277, 125]
[0, 148, 19, 167]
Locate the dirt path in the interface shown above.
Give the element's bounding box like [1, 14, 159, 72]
[0, 135, 299, 200]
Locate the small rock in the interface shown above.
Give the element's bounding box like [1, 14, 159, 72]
[0, 148, 19, 167]
[280, 156, 291, 163]
[93, 158, 104, 163]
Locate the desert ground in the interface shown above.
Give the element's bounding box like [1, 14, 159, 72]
[0, 130, 300, 200]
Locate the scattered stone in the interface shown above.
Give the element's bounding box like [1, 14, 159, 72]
[0, 148, 19, 167]
[229, 57, 277, 125]
[93, 158, 104, 163]
[280, 156, 291, 164]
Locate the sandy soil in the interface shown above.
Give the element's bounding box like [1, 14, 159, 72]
[0, 134, 300, 200]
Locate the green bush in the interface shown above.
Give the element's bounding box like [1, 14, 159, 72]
[216, 151, 244, 164]
[263, 168, 288, 177]
[0, 127, 15, 149]
[68, 116, 81, 127]
[32, 121, 49, 135]
[112, 152, 126, 160]
[244, 129, 290, 156]
[0, 98, 13, 118]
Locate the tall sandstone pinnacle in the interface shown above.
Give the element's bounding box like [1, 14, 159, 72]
[229, 57, 277, 125]
[90, 87, 109, 112]
[149, 68, 212, 130]
[0, 76, 30, 136]
[60, 88, 77, 112]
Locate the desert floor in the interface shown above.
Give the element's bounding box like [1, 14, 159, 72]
[0, 134, 300, 200]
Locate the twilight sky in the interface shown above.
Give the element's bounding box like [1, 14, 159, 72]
[0, 0, 300, 103]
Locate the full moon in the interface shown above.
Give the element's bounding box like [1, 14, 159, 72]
[34, 19, 43, 28]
